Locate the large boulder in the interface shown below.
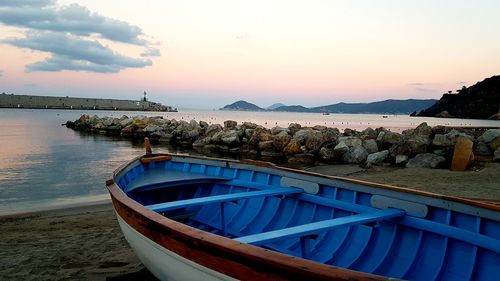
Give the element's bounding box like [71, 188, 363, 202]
[362, 139, 378, 154]
[292, 129, 310, 144]
[432, 130, 474, 147]
[270, 126, 288, 135]
[258, 140, 274, 150]
[181, 129, 200, 141]
[249, 127, 272, 146]
[322, 128, 339, 143]
[120, 124, 139, 137]
[319, 147, 335, 162]
[477, 129, 500, 144]
[413, 122, 433, 136]
[380, 131, 403, 148]
[205, 124, 223, 137]
[366, 150, 389, 166]
[406, 135, 431, 154]
[189, 120, 201, 130]
[395, 155, 409, 166]
[337, 136, 362, 148]
[406, 153, 446, 168]
[273, 131, 291, 151]
[143, 125, 161, 135]
[475, 142, 492, 156]
[342, 146, 368, 164]
[220, 130, 240, 146]
[199, 120, 209, 129]
[304, 130, 324, 151]
[343, 128, 358, 136]
[489, 137, 500, 151]
[360, 127, 378, 140]
[288, 123, 302, 135]
[333, 142, 349, 159]
[224, 120, 237, 129]
[242, 122, 258, 129]
[192, 136, 211, 147]
[283, 139, 302, 156]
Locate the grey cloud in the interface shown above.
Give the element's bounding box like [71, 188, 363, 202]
[0, 3, 146, 45]
[406, 82, 425, 86]
[0, 0, 54, 7]
[0, 1, 160, 73]
[3, 31, 151, 73]
[457, 81, 467, 85]
[0, 70, 3, 77]
[27, 55, 124, 73]
[141, 48, 161, 57]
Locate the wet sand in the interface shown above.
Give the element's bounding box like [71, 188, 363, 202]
[1, 163, 499, 280]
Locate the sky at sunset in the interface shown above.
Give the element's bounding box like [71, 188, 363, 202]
[0, 0, 499, 109]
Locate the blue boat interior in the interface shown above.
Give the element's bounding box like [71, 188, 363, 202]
[116, 158, 500, 281]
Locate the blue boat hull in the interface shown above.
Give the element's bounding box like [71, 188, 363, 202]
[108, 154, 500, 281]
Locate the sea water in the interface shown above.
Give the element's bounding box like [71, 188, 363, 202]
[1, 108, 499, 214]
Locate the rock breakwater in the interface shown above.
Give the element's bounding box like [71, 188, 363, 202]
[66, 115, 500, 168]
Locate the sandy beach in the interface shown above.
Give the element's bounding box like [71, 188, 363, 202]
[0, 203, 157, 281]
[1, 163, 499, 280]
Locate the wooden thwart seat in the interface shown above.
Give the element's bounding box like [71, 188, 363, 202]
[235, 208, 405, 246]
[146, 187, 303, 213]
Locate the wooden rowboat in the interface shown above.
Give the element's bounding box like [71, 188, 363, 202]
[106, 152, 500, 280]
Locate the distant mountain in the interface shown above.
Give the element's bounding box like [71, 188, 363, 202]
[311, 99, 438, 114]
[272, 105, 313, 112]
[266, 103, 286, 110]
[220, 99, 438, 114]
[220, 100, 265, 111]
[417, 75, 500, 119]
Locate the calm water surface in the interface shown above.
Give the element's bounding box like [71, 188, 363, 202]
[1, 108, 499, 214]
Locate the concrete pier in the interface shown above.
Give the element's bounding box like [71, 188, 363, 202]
[0, 93, 177, 112]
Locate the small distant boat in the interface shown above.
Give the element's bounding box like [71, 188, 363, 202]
[106, 143, 500, 280]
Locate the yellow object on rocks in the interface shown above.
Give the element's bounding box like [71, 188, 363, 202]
[451, 137, 474, 171]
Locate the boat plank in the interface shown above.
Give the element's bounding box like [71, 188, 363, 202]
[124, 169, 230, 192]
[235, 208, 405, 245]
[146, 188, 303, 213]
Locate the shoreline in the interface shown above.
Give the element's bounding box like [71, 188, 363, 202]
[0, 198, 111, 219]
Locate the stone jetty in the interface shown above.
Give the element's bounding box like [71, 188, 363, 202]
[66, 114, 500, 168]
[0, 93, 177, 112]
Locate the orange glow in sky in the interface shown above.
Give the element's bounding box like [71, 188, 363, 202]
[1, 0, 499, 108]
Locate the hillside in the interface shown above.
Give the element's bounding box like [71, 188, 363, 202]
[221, 99, 438, 114]
[266, 103, 286, 110]
[417, 75, 500, 119]
[312, 99, 437, 114]
[273, 105, 313, 112]
[220, 100, 265, 111]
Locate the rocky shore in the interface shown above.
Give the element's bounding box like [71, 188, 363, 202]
[65, 115, 500, 168]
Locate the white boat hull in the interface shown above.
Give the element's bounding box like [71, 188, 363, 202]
[116, 212, 236, 281]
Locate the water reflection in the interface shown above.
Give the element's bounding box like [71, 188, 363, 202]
[1, 108, 499, 214]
